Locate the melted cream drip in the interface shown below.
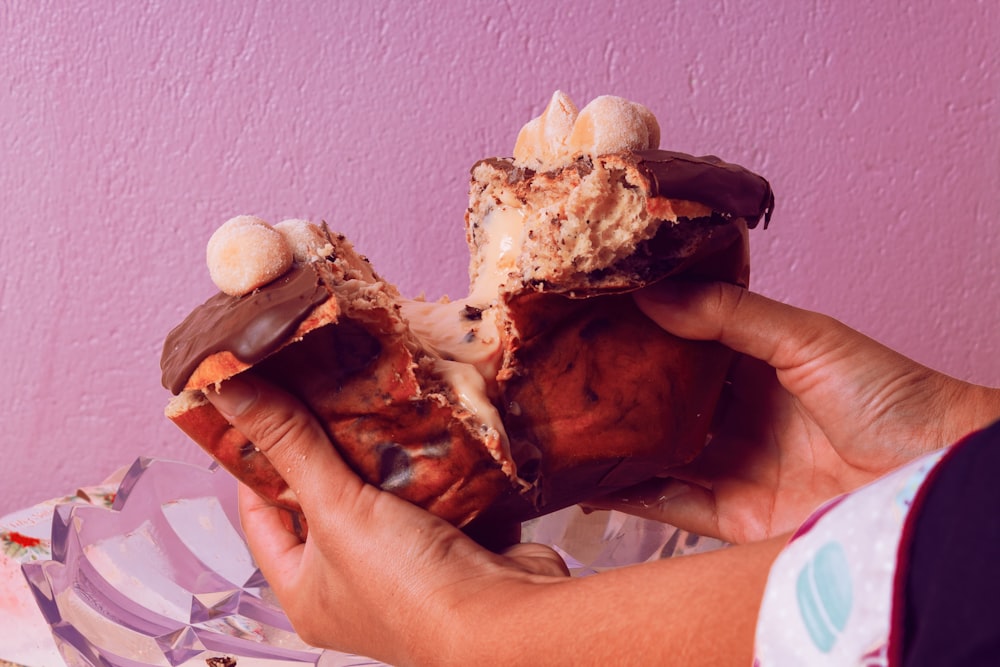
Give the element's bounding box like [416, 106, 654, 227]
[402, 204, 526, 376]
[399, 205, 528, 483]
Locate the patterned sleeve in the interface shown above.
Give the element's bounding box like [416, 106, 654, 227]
[752, 420, 1000, 666]
[896, 419, 1000, 665]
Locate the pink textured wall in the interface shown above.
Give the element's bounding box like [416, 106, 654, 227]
[2, 2, 998, 516]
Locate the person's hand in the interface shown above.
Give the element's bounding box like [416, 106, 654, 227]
[586, 281, 1000, 544]
[203, 349, 795, 665]
[204, 375, 569, 666]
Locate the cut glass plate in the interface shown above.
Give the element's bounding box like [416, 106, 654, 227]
[22, 458, 385, 667]
[22, 457, 724, 666]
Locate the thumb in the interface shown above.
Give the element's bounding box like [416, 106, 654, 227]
[204, 374, 366, 519]
[633, 280, 876, 375]
[501, 542, 571, 577]
[635, 281, 978, 466]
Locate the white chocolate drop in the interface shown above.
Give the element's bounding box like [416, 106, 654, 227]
[568, 95, 660, 160]
[206, 215, 293, 296]
[275, 218, 334, 262]
[512, 92, 661, 172]
[513, 91, 578, 172]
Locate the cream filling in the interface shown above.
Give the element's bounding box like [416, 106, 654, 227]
[400, 204, 529, 485]
[470, 204, 526, 298]
[402, 204, 527, 373]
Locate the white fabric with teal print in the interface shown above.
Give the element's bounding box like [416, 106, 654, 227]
[753, 448, 947, 666]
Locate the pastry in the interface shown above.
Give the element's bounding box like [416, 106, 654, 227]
[161, 92, 774, 533]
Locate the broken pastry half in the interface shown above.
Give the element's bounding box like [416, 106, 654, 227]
[161, 92, 774, 534]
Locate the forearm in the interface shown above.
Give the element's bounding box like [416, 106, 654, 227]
[434, 535, 789, 667]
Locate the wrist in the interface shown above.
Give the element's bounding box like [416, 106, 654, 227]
[430, 570, 567, 667]
[968, 383, 1000, 433]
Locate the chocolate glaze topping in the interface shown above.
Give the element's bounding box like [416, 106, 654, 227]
[165, 149, 773, 397]
[476, 149, 774, 229]
[161, 264, 329, 394]
[631, 149, 774, 229]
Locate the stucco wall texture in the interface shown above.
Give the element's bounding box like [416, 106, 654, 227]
[1, 1, 997, 515]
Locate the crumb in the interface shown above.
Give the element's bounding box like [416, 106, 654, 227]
[206, 657, 236, 667]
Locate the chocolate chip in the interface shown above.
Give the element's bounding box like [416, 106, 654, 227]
[376, 443, 412, 492]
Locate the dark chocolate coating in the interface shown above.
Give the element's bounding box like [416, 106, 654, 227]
[161, 265, 328, 394]
[475, 149, 774, 229]
[632, 149, 774, 228]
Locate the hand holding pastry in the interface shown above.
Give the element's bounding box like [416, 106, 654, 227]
[205, 374, 569, 663]
[586, 281, 1000, 543]
[162, 92, 774, 533]
[206, 371, 785, 666]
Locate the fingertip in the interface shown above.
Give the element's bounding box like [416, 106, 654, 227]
[583, 477, 696, 515]
[463, 518, 522, 552]
[633, 279, 689, 309]
[633, 280, 732, 343]
[206, 375, 260, 420]
[581, 479, 726, 541]
[502, 542, 571, 577]
[237, 483, 305, 578]
[209, 376, 363, 521]
[635, 281, 838, 372]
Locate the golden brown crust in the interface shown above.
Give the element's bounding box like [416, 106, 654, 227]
[480, 224, 748, 522]
[180, 295, 344, 392]
[163, 149, 764, 530]
[165, 239, 514, 532]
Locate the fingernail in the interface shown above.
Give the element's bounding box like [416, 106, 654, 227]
[638, 280, 686, 305]
[207, 376, 258, 419]
[618, 480, 693, 508]
[655, 481, 693, 505]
